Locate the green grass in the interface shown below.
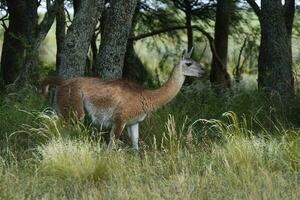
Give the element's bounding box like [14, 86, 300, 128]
[0, 83, 300, 199]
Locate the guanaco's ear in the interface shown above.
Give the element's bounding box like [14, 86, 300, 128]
[186, 47, 194, 58]
[182, 50, 186, 58]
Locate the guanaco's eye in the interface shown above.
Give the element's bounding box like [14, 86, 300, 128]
[186, 62, 192, 66]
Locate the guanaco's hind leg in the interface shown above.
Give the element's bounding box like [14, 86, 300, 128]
[107, 121, 125, 150]
[127, 123, 139, 150]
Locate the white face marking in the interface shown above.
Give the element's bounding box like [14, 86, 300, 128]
[180, 58, 206, 78]
[84, 99, 115, 128]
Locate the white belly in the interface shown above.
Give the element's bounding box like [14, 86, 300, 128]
[84, 99, 147, 128]
[127, 114, 147, 125]
[84, 100, 115, 128]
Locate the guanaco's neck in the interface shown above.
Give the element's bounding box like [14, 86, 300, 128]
[142, 64, 185, 111]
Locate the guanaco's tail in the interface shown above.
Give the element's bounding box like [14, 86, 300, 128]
[40, 76, 65, 97]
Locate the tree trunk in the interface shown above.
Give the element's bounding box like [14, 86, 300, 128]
[0, 0, 38, 85]
[73, 0, 81, 14]
[55, 1, 66, 72]
[96, 0, 138, 80]
[58, 0, 104, 79]
[210, 0, 231, 88]
[123, 4, 148, 83]
[184, 0, 193, 51]
[257, 0, 294, 99]
[13, 0, 64, 87]
[90, 33, 98, 75]
[123, 39, 148, 83]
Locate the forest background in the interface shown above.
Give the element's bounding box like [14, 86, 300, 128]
[1, 0, 300, 199]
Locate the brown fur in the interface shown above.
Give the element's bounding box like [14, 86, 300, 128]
[41, 56, 205, 148]
[41, 67, 184, 138]
[51, 77, 179, 118]
[40, 76, 64, 97]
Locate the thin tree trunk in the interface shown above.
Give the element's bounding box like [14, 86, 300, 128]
[58, 0, 104, 79]
[210, 0, 231, 88]
[184, 0, 193, 51]
[96, 0, 138, 80]
[55, 2, 66, 72]
[90, 33, 98, 75]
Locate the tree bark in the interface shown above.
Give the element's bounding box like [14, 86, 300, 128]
[210, 0, 231, 89]
[96, 0, 138, 80]
[247, 0, 295, 100]
[0, 0, 38, 85]
[55, 1, 66, 72]
[58, 0, 104, 79]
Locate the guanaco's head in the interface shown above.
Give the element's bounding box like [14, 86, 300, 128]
[180, 47, 206, 78]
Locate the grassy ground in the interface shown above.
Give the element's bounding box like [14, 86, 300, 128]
[0, 82, 300, 199]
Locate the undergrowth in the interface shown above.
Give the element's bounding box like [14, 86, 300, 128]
[0, 85, 300, 199]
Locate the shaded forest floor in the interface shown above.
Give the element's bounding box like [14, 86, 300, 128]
[1, 82, 300, 199]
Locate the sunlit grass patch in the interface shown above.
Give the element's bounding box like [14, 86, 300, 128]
[38, 139, 109, 182]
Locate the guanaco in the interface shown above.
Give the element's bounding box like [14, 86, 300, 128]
[41, 48, 205, 150]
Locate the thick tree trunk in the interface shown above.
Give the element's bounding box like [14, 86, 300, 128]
[96, 0, 138, 80]
[73, 0, 81, 14]
[55, 2, 66, 72]
[0, 0, 38, 85]
[123, 4, 148, 83]
[58, 0, 104, 79]
[210, 0, 231, 88]
[257, 1, 294, 99]
[123, 39, 148, 83]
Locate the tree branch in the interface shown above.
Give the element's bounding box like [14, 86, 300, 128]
[199, 40, 207, 60]
[130, 25, 187, 40]
[192, 25, 226, 71]
[35, 0, 64, 49]
[0, 12, 8, 30]
[130, 24, 226, 71]
[234, 38, 247, 83]
[246, 0, 261, 19]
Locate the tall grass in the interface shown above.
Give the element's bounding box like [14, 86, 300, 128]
[0, 84, 300, 199]
[38, 139, 109, 182]
[1, 109, 300, 199]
